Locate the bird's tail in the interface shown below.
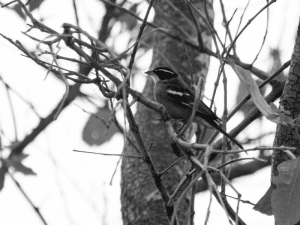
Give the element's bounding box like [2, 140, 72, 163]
[209, 123, 243, 150]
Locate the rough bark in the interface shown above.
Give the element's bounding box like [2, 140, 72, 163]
[121, 1, 213, 224]
[272, 19, 300, 176]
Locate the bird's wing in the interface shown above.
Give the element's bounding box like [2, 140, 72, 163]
[162, 78, 222, 126]
[196, 101, 222, 126]
[163, 78, 195, 107]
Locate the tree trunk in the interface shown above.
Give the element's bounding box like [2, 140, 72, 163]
[121, 1, 213, 224]
[272, 19, 300, 174]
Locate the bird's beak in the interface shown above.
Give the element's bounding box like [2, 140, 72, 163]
[145, 70, 155, 76]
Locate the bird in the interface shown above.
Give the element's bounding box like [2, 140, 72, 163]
[145, 66, 243, 149]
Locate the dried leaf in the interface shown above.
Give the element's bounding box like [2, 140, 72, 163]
[82, 106, 119, 146]
[12, 0, 45, 20]
[12, 161, 37, 175]
[230, 64, 281, 123]
[253, 186, 273, 216]
[272, 158, 300, 225]
[253, 186, 273, 215]
[6, 153, 36, 176]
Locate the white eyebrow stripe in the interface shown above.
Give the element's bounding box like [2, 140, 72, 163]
[157, 69, 174, 74]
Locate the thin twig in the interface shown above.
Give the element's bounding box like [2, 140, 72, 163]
[0, 76, 40, 117]
[227, 0, 276, 54]
[159, 156, 186, 177]
[235, 0, 251, 38]
[3, 80, 18, 141]
[125, 104, 174, 221]
[48, 45, 70, 120]
[72, 0, 82, 42]
[218, 157, 267, 169]
[211, 146, 296, 154]
[128, 0, 154, 71]
[219, 0, 236, 55]
[227, 59, 290, 121]
[251, 2, 270, 65]
[73, 149, 142, 158]
[3, 161, 48, 225]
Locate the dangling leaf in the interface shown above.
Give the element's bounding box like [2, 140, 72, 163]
[82, 106, 119, 146]
[254, 186, 273, 215]
[230, 63, 285, 124]
[272, 158, 300, 225]
[6, 153, 37, 176]
[12, 0, 45, 20]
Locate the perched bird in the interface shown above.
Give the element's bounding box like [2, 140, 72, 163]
[145, 67, 243, 149]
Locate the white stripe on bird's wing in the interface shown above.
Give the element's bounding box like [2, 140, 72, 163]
[166, 89, 191, 97]
[181, 101, 193, 107]
[166, 89, 184, 96]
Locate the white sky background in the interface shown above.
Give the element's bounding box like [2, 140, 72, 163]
[0, 0, 299, 224]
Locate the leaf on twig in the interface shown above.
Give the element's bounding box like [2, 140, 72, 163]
[82, 106, 119, 146]
[118, 3, 139, 31]
[6, 153, 37, 176]
[253, 186, 273, 215]
[230, 64, 283, 124]
[12, 0, 45, 20]
[272, 158, 300, 225]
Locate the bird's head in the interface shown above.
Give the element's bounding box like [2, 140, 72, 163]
[145, 67, 178, 83]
